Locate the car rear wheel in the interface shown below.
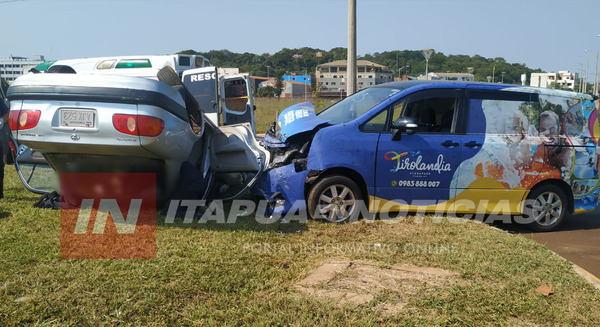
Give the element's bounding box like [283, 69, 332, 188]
[524, 185, 567, 232]
[308, 175, 363, 223]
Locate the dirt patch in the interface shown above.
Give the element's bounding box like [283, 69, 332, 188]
[295, 260, 458, 315]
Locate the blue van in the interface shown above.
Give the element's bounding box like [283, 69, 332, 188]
[255, 81, 600, 231]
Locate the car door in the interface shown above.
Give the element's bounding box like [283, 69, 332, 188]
[374, 89, 464, 211]
[181, 67, 220, 127]
[220, 74, 256, 134]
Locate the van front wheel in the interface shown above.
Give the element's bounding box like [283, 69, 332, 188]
[307, 175, 363, 223]
[523, 185, 567, 232]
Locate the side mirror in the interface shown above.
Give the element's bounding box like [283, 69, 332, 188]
[391, 117, 418, 141]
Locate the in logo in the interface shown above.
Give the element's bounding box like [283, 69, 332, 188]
[60, 173, 156, 259]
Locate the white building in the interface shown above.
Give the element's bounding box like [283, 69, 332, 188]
[0, 55, 46, 84]
[530, 71, 577, 91]
[317, 60, 393, 96]
[418, 72, 475, 81]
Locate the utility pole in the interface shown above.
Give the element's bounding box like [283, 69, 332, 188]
[585, 56, 589, 93]
[594, 51, 599, 96]
[577, 63, 584, 93]
[347, 0, 357, 96]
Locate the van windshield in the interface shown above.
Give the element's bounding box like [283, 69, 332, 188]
[317, 87, 401, 124]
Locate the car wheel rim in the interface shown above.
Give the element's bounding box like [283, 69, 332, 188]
[316, 184, 356, 222]
[531, 191, 563, 227]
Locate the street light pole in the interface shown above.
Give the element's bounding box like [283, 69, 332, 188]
[304, 69, 307, 100]
[577, 63, 584, 93]
[585, 56, 590, 93]
[594, 51, 598, 95]
[594, 50, 599, 96]
[501, 72, 505, 84]
[422, 48, 434, 80]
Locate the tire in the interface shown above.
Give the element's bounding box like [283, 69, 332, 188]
[157, 66, 183, 86]
[523, 185, 567, 232]
[307, 175, 363, 223]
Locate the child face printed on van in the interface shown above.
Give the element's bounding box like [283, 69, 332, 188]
[539, 110, 560, 145]
[505, 111, 531, 143]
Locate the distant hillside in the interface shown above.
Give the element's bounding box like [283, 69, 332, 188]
[179, 47, 543, 84]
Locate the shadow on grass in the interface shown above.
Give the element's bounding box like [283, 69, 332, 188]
[0, 210, 10, 219]
[155, 198, 310, 234]
[157, 214, 309, 234]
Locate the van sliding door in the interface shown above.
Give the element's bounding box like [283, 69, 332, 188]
[220, 74, 256, 134]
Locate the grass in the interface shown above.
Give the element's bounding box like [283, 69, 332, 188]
[253, 97, 336, 134]
[1, 165, 600, 326]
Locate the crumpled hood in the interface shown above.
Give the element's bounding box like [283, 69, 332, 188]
[275, 102, 329, 142]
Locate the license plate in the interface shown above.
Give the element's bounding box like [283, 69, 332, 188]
[60, 109, 95, 128]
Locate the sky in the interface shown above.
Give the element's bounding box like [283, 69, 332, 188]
[1, 0, 599, 75]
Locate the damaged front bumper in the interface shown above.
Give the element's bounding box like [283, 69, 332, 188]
[252, 163, 309, 217]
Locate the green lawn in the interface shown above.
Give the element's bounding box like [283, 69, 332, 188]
[1, 164, 600, 326]
[253, 97, 335, 134]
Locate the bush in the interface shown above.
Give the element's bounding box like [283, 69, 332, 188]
[256, 86, 277, 98]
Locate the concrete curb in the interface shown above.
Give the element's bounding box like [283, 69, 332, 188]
[572, 264, 600, 292]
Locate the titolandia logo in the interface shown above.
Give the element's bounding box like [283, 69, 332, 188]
[385, 151, 452, 174]
[60, 173, 156, 259]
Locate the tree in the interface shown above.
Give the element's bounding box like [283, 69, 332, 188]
[1, 78, 8, 100]
[177, 48, 544, 84]
[256, 86, 276, 98]
[274, 70, 284, 99]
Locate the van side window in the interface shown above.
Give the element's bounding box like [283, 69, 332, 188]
[401, 90, 460, 133]
[179, 56, 191, 66]
[390, 99, 405, 126]
[466, 91, 538, 135]
[360, 110, 388, 132]
[115, 59, 152, 69]
[96, 60, 116, 70]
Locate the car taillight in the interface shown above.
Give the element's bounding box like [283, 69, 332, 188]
[137, 115, 165, 137]
[9, 110, 41, 131]
[112, 114, 164, 137]
[8, 111, 19, 131]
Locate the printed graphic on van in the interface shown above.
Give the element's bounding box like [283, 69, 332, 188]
[453, 89, 599, 214]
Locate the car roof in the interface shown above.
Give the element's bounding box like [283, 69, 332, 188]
[372, 80, 592, 100]
[373, 80, 515, 90]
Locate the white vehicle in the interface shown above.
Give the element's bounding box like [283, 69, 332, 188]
[38, 54, 253, 130]
[43, 54, 211, 79]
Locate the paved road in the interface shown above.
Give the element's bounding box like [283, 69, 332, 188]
[505, 209, 600, 278]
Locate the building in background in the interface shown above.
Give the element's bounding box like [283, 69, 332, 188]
[316, 60, 393, 97]
[417, 72, 475, 81]
[530, 71, 577, 90]
[0, 55, 46, 84]
[256, 74, 311, 99]
[282, 75, 311, 85]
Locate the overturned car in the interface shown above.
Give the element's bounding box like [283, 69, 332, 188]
[8, 67, 268, 203]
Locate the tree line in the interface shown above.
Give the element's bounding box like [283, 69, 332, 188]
[180, 47, 543, 84]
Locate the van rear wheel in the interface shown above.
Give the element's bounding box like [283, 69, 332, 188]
[307, 175, 363, 223]
[523, 185, 567, 232]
